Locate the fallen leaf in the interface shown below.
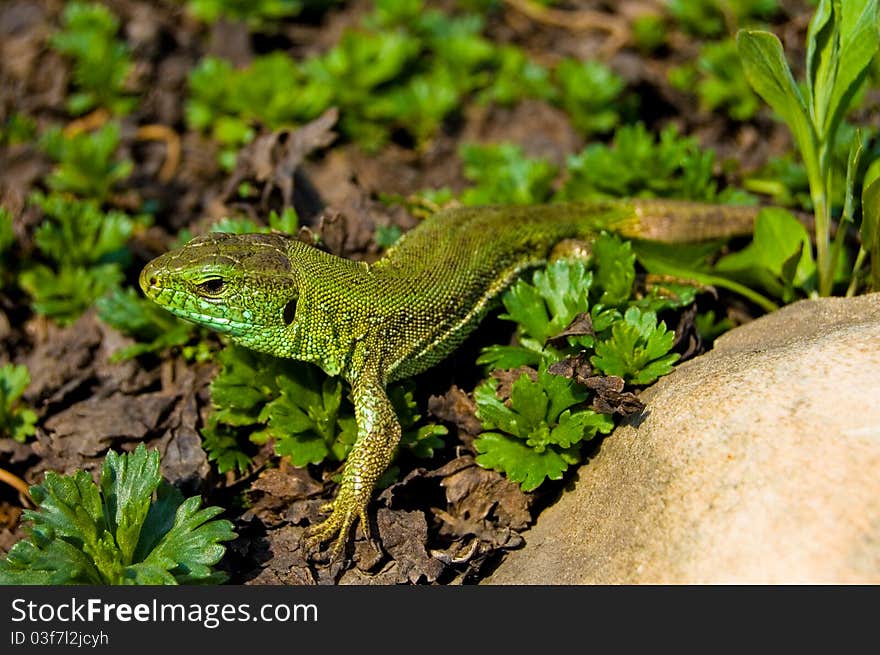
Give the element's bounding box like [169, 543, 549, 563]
[491, 366, 539, 402]
[241, 525, 316, 585]
[546, 311, 594, 348]
[222, 108, 339, 211]
[375, 508, 445, 584]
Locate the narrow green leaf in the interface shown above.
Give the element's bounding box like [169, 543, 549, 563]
[736, 30, 818, 183]
[132, 481, 184, 563]
[476, 344, 543, 370]
[841, 129, 865, 226]
[824, 0, 879, 141]
[862, 158, 880, 289]
[715, 208, 816, 299]
[806, 0, 836, 131]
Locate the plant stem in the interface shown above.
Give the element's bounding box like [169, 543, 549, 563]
[814, 193, 831, 295]
[810, 145, 834, 296]
[846, 247, 867, 297]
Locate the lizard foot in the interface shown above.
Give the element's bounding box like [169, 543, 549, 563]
[304, 489, 374, 561]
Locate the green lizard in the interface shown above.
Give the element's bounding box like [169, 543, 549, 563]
[139, 199, 756, 558]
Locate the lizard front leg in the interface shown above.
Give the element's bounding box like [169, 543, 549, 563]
[306, 374, 401, 559]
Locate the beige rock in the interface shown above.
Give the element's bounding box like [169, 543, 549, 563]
[485, 293, 880, 584]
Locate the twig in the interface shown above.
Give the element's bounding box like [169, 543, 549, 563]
[503, 0, 630, 57]
[136, 124, 182, 182]
[0, 466, 33, 508]
[62, 108, 110, 137]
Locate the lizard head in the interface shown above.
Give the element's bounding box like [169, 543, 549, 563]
[139, 232, 301, 356]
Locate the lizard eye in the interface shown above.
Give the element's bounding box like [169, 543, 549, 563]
[196, 277, 226, 296]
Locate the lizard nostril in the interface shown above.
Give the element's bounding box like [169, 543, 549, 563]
[149, 276, 157, 287]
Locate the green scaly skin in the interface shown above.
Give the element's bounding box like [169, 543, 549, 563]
[139, 199, 757, 558]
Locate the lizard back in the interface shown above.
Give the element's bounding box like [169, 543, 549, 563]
[367, 199, 756, 381]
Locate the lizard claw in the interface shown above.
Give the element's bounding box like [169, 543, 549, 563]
[305, 489, 374, 561]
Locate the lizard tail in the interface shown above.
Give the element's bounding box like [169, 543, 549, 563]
[610, 199, 760, 243]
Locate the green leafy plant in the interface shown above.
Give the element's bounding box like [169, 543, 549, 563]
[669, 0, 779, 37]
[39, 122, 133, 200]
[669, 39, 761, 121]
[50, 2, 135, 115]
[477, 235, 693, 370]
[471, 242, 702, 488]
[479, 49, 624, 135]
[554, 59, 625, 137]
[202, 346, 446, 473]
[96, 288, 213, 362]
[184, 0, 337, 25]
[477, 45, 555, 106]
[474, 367, 614, 491]
[186, 0, 626, 156]
[459, 143, 558, 206]
[0, 364, 38, 443]
[0, 208, 15, 288]
[0, 445, 235, 584]
[714, 207, 817, 301]
[737, 0, 880, 294]
[186, 53, 331, 168]
[557, 123, 753, 203]
[18, 193, 149, 324]
[590, 307, 679, 384]
[477, 258, 598, 370]
[1, 113, 37, 146]
[454, 123, 759, 212]
[242, 355, 360, 467]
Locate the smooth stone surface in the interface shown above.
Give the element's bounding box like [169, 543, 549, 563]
[485, 293, 880, 584]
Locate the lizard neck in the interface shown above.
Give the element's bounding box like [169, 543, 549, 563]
[279, 242, 374, 380]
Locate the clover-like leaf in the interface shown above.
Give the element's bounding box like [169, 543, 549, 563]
[474, 432, 579, 492]
[473, 365, 609, 490]
[591, 307, 679, 385]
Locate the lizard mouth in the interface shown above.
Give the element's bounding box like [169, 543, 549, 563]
[153, 290, 256, 333]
